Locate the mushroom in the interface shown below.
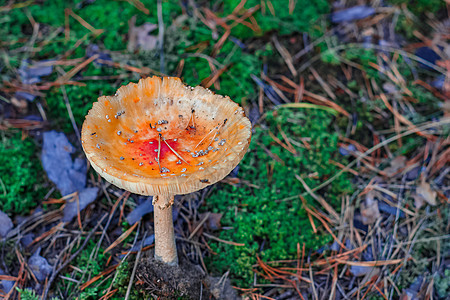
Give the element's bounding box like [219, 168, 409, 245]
[81, 76, 251, 266]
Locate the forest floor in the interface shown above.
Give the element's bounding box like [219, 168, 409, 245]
[0, 0, 449, 299]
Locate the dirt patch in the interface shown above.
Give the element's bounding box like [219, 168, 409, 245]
[136, 253, 239, 299]
[137, 256, 204, 299]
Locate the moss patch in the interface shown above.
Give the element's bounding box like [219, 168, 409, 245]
[0, 133, 47, 215]
[205, 108, 352, 285]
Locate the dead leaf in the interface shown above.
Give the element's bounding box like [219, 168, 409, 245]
[128, 16, 158, 52]
[415, 179, 437, 207]
[413, 194, 425, 209]
[11, 97, 28, 114]
[199, 212, 223, 231]
[361, 190, 380, 225]
[384, 156, 407, 176]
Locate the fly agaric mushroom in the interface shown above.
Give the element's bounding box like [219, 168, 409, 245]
[81, 76, 251, 266]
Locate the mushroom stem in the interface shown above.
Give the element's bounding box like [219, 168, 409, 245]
[153, 194, 178, 266]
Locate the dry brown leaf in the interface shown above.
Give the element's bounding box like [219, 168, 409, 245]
[413, 194, 425, 209]
[416, 179, 437, 206]
[361, 191, 381, 225]
[128, 16, 158, 52]
[384, 156, 407, 176]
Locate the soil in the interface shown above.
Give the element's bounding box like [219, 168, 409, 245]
[136, 252, 239, 299]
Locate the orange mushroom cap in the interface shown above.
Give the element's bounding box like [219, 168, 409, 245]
[81, 77, 252, 196]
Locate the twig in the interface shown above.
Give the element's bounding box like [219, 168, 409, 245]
[203, 232, 245, 246]
[188, 212, 210, 240]
[61, 84, 81, 143]
[163, 138, 191, 165]
[272, 36, 297, 76]
[295, 175, 339, 221]
[125, 231, 147, 300]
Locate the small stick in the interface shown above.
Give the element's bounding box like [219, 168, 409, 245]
[190, 109, 196, 129]
[200, 119, 228, 149]
[157, 133, 162, 172]
[194, 127, 216, 149]
[204, 118, 228, 149]
[125, 232, 147, 300]
[61, 86, 81, 143]
[163, 138, 191, 165]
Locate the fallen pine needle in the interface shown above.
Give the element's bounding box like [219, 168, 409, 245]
[277, 102, 339, 115]
[334, 258, 403, 266]
[81, 265, 118, 290]
[203, 232, 245, 246]
[104, 222, 138, 253]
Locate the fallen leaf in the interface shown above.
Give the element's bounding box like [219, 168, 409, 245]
[0, 211, 13, 238]
[41, 131, 86, 196]
[361, 190, 380, 225]
[331, 5, 375, 23]
[128, 16, 158, 52]
[350, 265, 379, 277]
[14, 91, 36, 102]
[41, 131, 99, 222]
[415, 179, 437, 207]
[413, 194, 425, 209]
[126, 197, 154, 225]
[18, 59, 53, 85]
[384, 156, 407, 176]
[28, 248, 52, 282]
[339, 144, 356, 156]
[86, 44, 112, 65]
[62, 187, 99, 222]
[127, 235, 155, 253]
[378, 201, 405, 217]
[200, 212, 223, 231]
[10, 97, 28, 114]
[0, 268, 14, 294]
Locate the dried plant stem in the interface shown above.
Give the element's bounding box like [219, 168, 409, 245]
[153, 194, 178, 266]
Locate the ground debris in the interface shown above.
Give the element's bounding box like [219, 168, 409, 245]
[41, 131, 86, 196]
[41, 131, 99, 222]
[415, 178, 437, 208]
[331, 5, 375, 23]
[28, 248, 52, 282]
[136, 256, 206, 299]
[0, 268, 14, 294]
[62, 187, 99, 222]
[127, 16, 158, 52]
[0, 210, 13, 238]
[126, 197, 154, 225]
[360, 191, 380, 225]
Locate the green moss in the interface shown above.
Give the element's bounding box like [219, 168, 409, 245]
[2, 0, 181, 53]
[16, 288, 60, 300]
[435, 269, 450, 299]
[44, 66, 126, 132]
[61, 241, 108, 299]
[0, 133, 47, 215]
[220, 0, 329, 37]
[205, 108, 352, 285]
[388, 0, 445, 15]
[180, 42, 262, 104]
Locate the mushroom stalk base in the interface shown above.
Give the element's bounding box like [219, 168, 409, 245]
[153, 194, 178, 266]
